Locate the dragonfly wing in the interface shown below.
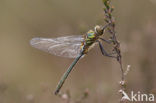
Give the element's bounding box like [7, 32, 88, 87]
[30, 35, 84, 58]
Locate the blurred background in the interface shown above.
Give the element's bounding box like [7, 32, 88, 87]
[0, 0, 156, 103]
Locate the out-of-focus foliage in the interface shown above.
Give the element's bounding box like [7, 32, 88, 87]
[0, 0, 156, 103]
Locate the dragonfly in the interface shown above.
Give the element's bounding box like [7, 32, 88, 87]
[30, 24, 115, 95]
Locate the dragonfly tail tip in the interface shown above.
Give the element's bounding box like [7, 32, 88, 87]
[54, 90, 59, 95]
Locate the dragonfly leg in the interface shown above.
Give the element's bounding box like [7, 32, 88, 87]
[102, 23, 111, 31]
[97, 40, 116, 58]
[100, 38, 112, 44]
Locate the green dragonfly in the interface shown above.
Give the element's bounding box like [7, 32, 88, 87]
[30, 24, 115, 95]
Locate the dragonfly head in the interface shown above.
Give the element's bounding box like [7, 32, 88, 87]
[94, 25, 104, 36]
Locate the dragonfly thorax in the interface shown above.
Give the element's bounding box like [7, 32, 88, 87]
[81, 30, 97, 54]
[81, 25, 104, 54]
[87, 30, 95, 38]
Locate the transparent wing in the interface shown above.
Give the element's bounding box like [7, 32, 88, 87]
[30, 35, 84, 58]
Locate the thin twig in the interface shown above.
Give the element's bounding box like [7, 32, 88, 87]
[103, 0, 124, 81]
[102, 0, 128, 102]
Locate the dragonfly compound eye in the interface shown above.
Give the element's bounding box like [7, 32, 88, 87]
[95, 25, 103, 35]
